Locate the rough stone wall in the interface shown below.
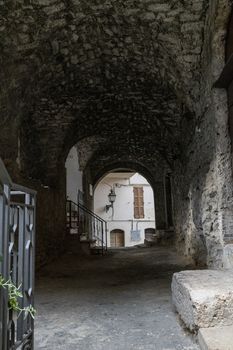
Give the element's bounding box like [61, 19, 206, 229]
[173, 0, 233, 268]
[1, 0, 233, 267]
[15, 169, 67, 269]
[0, 0, 210, 182]
[35, 172, 66, 268]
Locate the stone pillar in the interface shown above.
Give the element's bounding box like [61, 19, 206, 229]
[154, 180, 168, 229]
[165, 175, 173, 227]
[35, 168, 67, 268]
[82, 170, 94, 211]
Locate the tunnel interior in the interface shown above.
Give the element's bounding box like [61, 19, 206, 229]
[0, 0, 233, 269]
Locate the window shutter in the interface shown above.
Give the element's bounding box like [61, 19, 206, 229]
[134, 187, 144, 219]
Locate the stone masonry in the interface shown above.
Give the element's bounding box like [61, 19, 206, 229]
[0, 0, 233, 267]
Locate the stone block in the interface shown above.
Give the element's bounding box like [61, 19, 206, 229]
[171, 270, 233, 331]
[198, 325, 233, 350]
[223, 244, 233, 269]
[148, 4, 170, 12]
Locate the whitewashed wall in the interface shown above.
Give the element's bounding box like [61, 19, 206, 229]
[65, 146, 83, 203]
[94, 173, 156, 247]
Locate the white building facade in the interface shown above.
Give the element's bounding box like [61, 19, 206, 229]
[94, 173, 156, 248]
[65, 146, 83, 203]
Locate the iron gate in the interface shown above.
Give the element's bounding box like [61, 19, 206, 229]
[0, 159, 36, 349]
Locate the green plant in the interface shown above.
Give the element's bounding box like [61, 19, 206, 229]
[0, 268, 36, 319]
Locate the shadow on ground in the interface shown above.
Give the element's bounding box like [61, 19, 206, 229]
[35, 246, 200, 350]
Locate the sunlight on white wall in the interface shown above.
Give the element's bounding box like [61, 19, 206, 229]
[94, 172, 156, 247]
[65, 146, 83, 203]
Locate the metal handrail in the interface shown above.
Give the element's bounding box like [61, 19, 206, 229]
[66, 200, 107, 254]
[68, 200, 107, 224]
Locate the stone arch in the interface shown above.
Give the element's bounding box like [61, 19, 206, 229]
[13, 0, 208, 186]
[87, 159, 170, 230]
[2, 0, 232, 269]
[92, 161, 157, 190]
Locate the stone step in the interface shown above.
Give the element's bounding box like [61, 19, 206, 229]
[171, 270, 233, 331]
[198, 325, 233, 350]
[90, 247, 104, 255]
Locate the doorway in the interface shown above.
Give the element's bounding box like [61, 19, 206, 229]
[145, 228, 156, 242]
[110, 229, 125, 248]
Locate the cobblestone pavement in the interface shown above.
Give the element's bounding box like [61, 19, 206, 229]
[35, 246, 200, 350]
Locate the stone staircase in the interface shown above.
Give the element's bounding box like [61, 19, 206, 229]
[66, 200, 107, 256]
[198, 325, 233, 350]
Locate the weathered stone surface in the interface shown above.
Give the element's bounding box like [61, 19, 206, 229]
[0, 0, 233, 267]
[0, 0, 215, 181]
[223, 244, 233, 269]
[173, 1, 233, 268]
[198, 325, 233, 350]
[172, 270, 233, 331]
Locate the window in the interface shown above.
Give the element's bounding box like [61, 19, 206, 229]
[133, 187, 144, 219]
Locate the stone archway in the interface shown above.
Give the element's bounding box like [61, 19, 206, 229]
[0, 0, 232, 270]
[88, 161, 170, 232]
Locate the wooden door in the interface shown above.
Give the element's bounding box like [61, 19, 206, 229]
[110, 230, 124, 247]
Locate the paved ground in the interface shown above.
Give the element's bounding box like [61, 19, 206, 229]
[35, 246, 200, 350]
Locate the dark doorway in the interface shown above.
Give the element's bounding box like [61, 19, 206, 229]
[145, 228, 156, 242]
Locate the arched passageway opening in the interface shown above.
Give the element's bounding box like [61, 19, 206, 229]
[0, 0, 231, 273]
[64, 146, 175, 255]
[94, 171, 157, 248]
[1, 1, 233, 348]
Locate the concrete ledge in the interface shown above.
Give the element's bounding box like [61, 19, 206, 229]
[171, 270, 233, 331]
[198, 325, 233, 350]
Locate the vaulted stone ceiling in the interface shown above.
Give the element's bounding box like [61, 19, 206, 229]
[0, 0, 210, 183]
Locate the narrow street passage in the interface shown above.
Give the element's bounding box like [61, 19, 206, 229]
[35, 246, 199, 350]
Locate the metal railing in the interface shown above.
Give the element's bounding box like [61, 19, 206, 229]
[0, 159, 36, 350]
[66, 200, 107, 255]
